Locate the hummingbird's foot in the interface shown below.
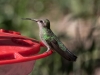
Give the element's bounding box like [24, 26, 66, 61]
[46, 49, 55, 53]
[46, 47, 51, 52]
[46, 49, 50, 52]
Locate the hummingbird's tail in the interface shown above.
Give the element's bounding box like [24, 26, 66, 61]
[63, 50, 77, 61]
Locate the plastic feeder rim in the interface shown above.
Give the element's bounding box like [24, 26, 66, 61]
[0, 29, 53, 65]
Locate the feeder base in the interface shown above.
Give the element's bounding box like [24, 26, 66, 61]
[0, 60, 35, 75]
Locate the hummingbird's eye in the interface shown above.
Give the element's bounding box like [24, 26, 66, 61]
[40, 20, 43, 23]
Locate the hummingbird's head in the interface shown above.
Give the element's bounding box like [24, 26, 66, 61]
[22, 18, 50, 29]
[35, 19, 50, 29]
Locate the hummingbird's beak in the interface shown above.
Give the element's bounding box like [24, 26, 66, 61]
[22, 18, 38, 22]
[33, 19, 38, 22]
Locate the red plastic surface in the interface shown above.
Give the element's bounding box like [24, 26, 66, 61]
[0, 29, 53, 65]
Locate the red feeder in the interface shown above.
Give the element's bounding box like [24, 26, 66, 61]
[0, 29, 53, 75]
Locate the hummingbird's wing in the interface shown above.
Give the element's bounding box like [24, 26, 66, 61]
[46, 37, 77, 61]
[46, 30, 77, 61]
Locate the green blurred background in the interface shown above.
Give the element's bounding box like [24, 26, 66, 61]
[0, 0, 100, 75]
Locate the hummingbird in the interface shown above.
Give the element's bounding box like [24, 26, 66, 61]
[22, 18, 77, 61]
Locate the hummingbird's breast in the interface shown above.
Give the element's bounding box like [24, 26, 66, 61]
[39, 28, 51, 49]
[39, 28, 51, 40]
